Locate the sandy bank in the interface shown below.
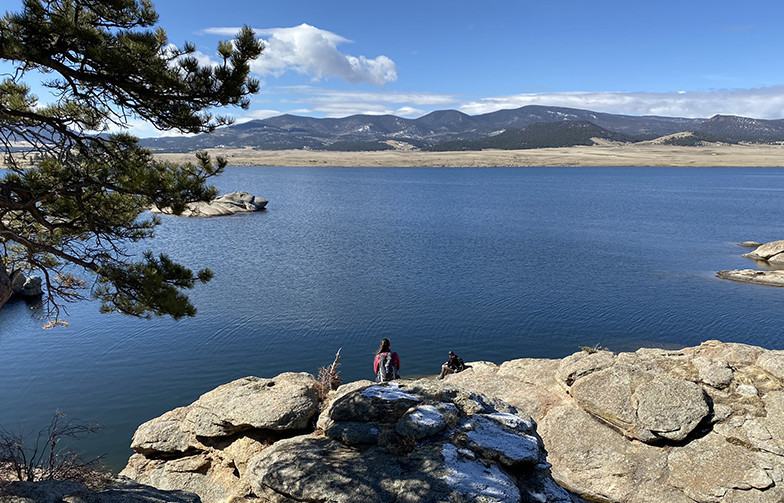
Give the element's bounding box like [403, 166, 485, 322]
[152, 143, 784, 168]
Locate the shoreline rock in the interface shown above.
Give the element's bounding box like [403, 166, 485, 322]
[0, 477, 202, 503]
[448, 340, 784, 503]
[9, 270, 43, 298]
[121, 376, 585, 503]
[9, 341, 783, 502]
[151, 191, 267, 217]
[741, 240, 784, 262]
[717, 268, 784, 287]
[718, 240, 784, 287]
[104, 340, 784, 503]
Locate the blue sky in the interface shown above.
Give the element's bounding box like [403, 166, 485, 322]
[8, 0, 784, 136]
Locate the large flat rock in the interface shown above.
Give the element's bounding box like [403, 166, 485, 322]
[151, 191, 267, 217]
[123, 378, 584, 503]
[447, 340, 784, 503]
[717, 269, 784, 287]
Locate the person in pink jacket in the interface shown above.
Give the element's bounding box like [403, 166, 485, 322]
[373, 338, 401, 382]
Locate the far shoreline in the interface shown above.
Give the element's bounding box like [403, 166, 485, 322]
[151, 143, 784, 168]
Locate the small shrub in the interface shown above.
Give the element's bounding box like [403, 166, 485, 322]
[315, 348, 342, 407]
[0, 411, 108, 489]
[580, 344, 604, 354]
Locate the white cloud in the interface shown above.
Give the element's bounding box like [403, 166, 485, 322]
[265, 87, 459, 117]
[189, 50, 220, 68]
[125, 84, 784, 137]
[242, 109, 285, 120]
[395, 106, 426, 117]
[458, 87, 784, 120]
[204, 24, 397, 87]
[164, 44, 219, 69]
[113, 118, 196, 138]
[260, 86, 784, 122]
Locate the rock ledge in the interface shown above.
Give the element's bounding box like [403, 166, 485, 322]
[121, 376, 583, 503]
[448, 340, 784, 503]
[112, 340, 784, 503]
[151, 191, 267, 217]
[718, 240, 784, 287]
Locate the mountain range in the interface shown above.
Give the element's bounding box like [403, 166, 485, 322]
[139, 105, 784, 152]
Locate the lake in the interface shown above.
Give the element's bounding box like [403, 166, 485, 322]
[2, 165, 784, 470]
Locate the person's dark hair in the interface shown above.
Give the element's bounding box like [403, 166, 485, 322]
[377, 338, 392, 354]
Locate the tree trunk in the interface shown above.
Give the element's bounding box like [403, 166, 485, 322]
[0, 259, 13, 310]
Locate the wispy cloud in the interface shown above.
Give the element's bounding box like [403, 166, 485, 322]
[245, 86, 784, 121]
[241, 109, 286, 120]
[258, 87, 460, 117]
[203, 24, 397, 87]
[127, 86, 784, 137]
[458, 88, 784, 119]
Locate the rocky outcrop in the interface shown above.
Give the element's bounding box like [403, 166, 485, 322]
[122, 376, 584, 503]
[7, 270, 44, 299]
[0, 264, 12, 308]
[0, 477, 200, 503]
[447, 341, 784, 503]
[717, 268, 784, 287]
[741, 240, 784, 262]
[121, 373, 319, 503]
[718, 240, 784, 286]
[151, 191, 267, 217]
[120, 341, 784, 503]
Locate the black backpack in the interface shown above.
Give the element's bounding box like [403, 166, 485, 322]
[377, 352, 399, 382]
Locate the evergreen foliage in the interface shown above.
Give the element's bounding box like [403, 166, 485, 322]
[0, 0, 263, 323]
[320, 141, 394, 151]
[427, 121, 636, 151]
[659, 134, 710, 146]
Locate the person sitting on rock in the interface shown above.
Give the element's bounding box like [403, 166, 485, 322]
[439, 351, 466, 379]
[374, 338, 401, 382]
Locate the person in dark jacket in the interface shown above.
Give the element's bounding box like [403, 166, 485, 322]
[439, 350, 465, 379]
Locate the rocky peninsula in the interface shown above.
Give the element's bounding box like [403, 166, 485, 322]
[4, 340, 783, 503]
[718, 240, 784, 287]
[151, 191, 267, 217]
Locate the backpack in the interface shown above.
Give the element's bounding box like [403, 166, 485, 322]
[377, 352, 399, 382]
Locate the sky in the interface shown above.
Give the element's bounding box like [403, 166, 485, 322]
[7, 0, 784, 137]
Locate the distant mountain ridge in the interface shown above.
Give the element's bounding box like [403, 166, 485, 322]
[427, 121, 637, 151]
[139, 105, 784, 152]
[693, 115, 784, 143]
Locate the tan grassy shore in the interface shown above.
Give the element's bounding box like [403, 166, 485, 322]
[152, 143, 784, 168]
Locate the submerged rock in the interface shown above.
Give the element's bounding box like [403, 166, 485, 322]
[151, 191, 267, 217]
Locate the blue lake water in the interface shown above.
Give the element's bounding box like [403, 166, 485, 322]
[2, 165, 784, 470]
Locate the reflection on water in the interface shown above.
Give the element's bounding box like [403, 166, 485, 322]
[2, 166, 784, 470]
